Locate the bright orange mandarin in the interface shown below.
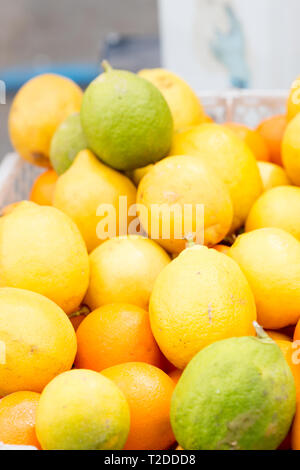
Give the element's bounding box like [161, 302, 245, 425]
[30, 170, 58, 206]
[102, 362, 175, 450]
[225, 122, 270, 162]
[292, 405, 300, 449]
[75, 304, 163, 371]
[276, 340, 300, 401]
[256, 115, 286, 166]
[0, 391, 41, 448]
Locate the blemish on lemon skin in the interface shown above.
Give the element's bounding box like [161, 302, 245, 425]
[163, 191, 180, 203]
[208, 303, 213, 324]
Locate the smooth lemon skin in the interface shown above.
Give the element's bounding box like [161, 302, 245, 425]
[257, 162, 291, 191]
[170, 124, 263, 232]
[0, 201, 89, 314]
[171, 336, 296, 450]
[36, 369, 130, 450]
[81, 68, 173, 171]
[137, 155, 233, 254]
[0, 288, 77, 396]
[229, 228, 300, 329]
[85, 235, 171, 311]
[138, 68, 206, 132]
[9, 74, 83, 167]
[246, 186, 300, 241]
[282, 114, 300, 185]
[149, 246, 256, 369]
[53, 150, 137, 252]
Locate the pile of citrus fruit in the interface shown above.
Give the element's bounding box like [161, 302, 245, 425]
[1, 64, 300, 450]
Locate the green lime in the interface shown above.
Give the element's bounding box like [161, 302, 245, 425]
[171, 323, 296, 450]
[80, 61, 173, 171]
[50, 113, 88, 175]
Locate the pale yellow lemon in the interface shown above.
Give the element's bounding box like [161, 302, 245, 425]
[138, 68, 206, 132]
[282, 113, 300, 186]
[257, 161, 290, 191]
[53, 149, 137, 252]
[137, 155, 233, 254]
[0, 201, 89, 314]
[229, 228, 300, 329]
[85, 235, 171, 311]
[149, 245, 256, 369]
[170, 124, 263, 231]
[246, 186, 300, 241]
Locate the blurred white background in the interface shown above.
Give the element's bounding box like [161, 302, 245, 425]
[159, 0, 300, 90]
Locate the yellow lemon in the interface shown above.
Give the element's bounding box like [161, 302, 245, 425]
[149, 245, 256, 369]
[0, 287, 76, 396]
[282, 113, 300, 185]
[229, 228, 300, 329]
[9, 74, 83, 167]
[53, 149, 137, 252]
[36, 369, 130, 450]
[137, 155, 233, 254]
[0, 201, 89, 314]
[138, 68, 206, 132]
[246, 186, 300, 241]
[170, 124, 263, 231]
[257, 161, 291, 191]
[85, 235, 171, 311]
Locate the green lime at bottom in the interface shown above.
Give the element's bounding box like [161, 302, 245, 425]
[171, 323, 296, 450]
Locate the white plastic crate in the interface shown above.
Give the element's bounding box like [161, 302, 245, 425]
[0, 90, 288, 209]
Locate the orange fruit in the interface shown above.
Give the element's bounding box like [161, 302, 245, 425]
[102, 362, 175, 450]
[9, 74, 83, 167]
[84, 236, 171, 310]
[225, 122, 270, 162]
[168, 369, 182, 385]
[293, 320, 300, 346]
[75, 304, 163, 371]
[213, 244, 230, 255]
[0, 391, 41, 448]
[30, 170, 58, 206]
[292, 405, 300, 449]
[275, 340, 300, 401]
[256, 115, 286, 166]
[266, 331, 291, 342]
